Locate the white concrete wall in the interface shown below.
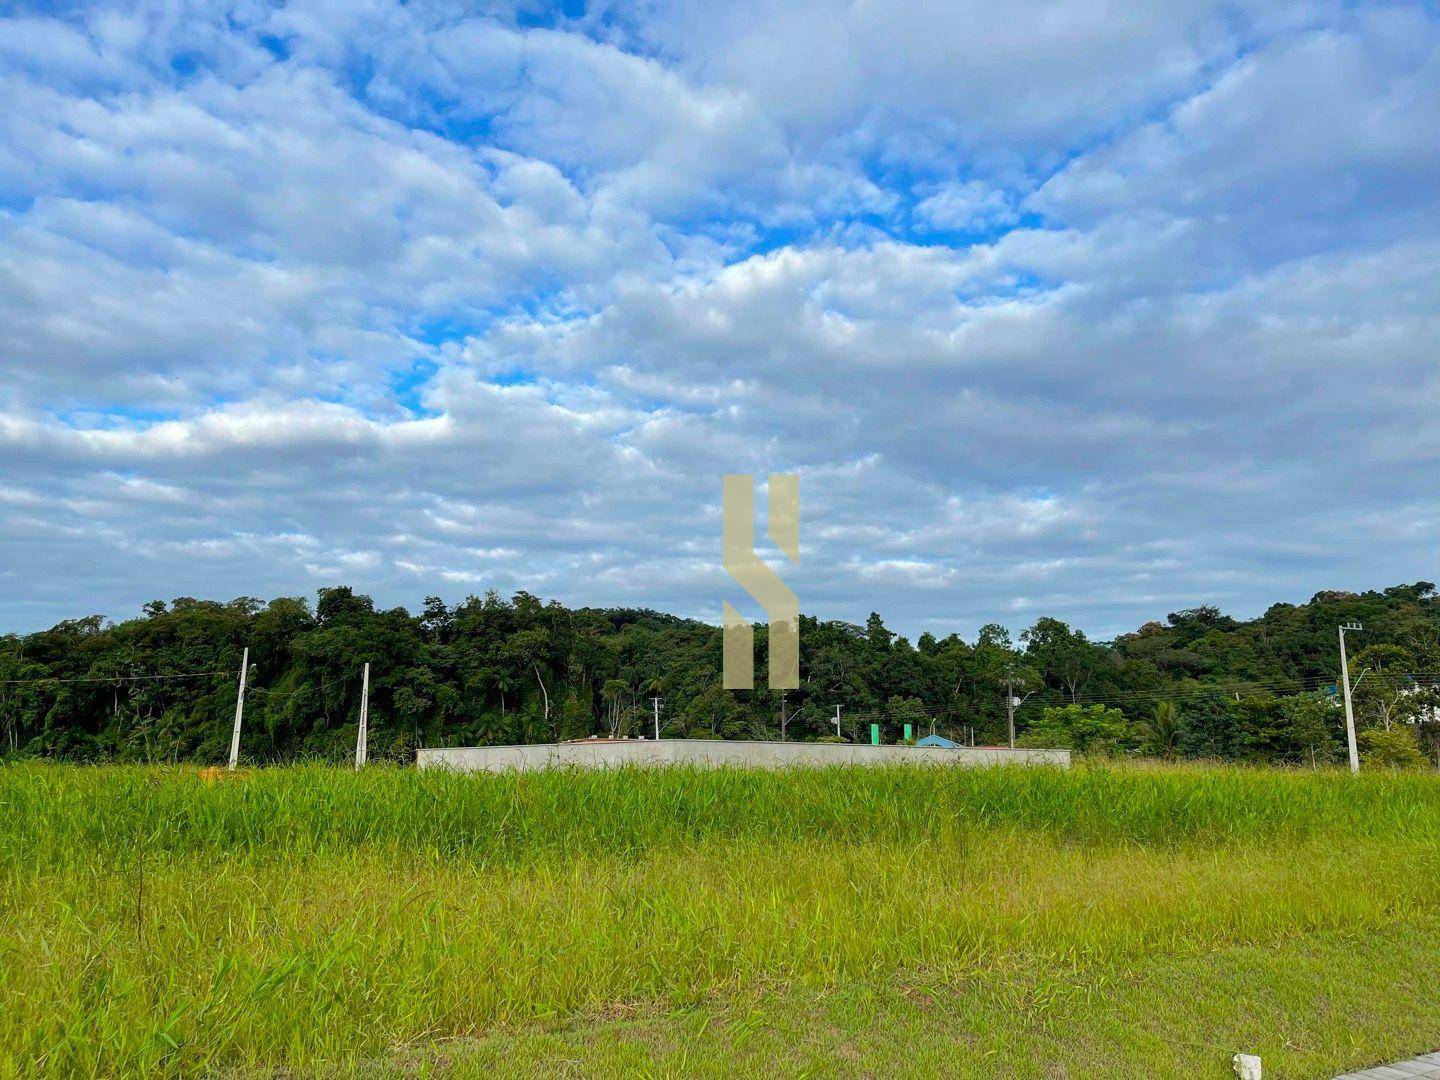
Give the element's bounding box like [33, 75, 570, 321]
[416, 739, 1069, 772]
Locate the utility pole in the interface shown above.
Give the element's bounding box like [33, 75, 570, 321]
[1339, 622, 1363, 775]
[356, 662, 370, 769]
[778, 692, 802, 741]
[228, 647, 248, 770]
[651, 696, 662, 741]
[1005, 667, 1017, 749]
[833, 705, 842, 740]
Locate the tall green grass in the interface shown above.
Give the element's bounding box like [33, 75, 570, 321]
[1, 762, 1437, 1078]
[3, 761, 1437, 868]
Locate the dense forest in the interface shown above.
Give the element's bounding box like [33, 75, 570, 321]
[3, 583, 1439, 767]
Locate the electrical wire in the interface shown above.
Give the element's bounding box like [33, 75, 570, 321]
[0, 669, 231, 687]
[246, 676, 345, 702]
[814, 670, 1440, 728]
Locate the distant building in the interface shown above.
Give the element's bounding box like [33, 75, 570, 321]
[418, 738, 1068, 773]
[916, 733, 959, 748]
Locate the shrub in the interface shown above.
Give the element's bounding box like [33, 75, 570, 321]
[1359, 726, 1430, 770]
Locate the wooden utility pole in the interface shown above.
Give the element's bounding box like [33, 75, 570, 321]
[228, 647, 248, 770]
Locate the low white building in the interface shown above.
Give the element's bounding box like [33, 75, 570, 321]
[416, 737, 1069, 773]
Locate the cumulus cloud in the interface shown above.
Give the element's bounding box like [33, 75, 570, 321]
[914, 181, 1017, 233]
[1, 0, 1438, 639]
[1030, 9, 1440, 264]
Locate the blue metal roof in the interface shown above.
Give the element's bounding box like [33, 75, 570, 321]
[916, 733, 959, 748]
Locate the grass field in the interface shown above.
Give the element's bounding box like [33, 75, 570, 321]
[1, 762, 1438, 1078]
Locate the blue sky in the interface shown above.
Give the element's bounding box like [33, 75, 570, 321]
[1, 0, 1439, 639]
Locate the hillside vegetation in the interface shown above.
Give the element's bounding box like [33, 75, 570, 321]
[3, 582, 1439, 765]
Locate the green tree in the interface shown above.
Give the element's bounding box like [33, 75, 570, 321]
[1018, 704, 1132, 756]
[885, 696, 928, 743]
[1143, 701, 1182, 760]
[1280, 692, 1340, 766]
[558, 692, 592, 741]
[1174, 693, 1241, 760]
[1022, 617, 1108, 702]
[505, 628, 554, 738]
[681, 684, 752, 740]
[1351, 644, 1419, 732]
[601, 679, 632, 738]
[1359, 726, 1428, 770]
[7, 580, 1440, 766]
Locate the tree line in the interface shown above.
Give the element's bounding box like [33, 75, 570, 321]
[2, 582, 1438, 767]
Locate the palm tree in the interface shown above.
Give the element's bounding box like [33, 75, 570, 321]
[1146, 701, 1181, 761]
[493, 667, 518, 716]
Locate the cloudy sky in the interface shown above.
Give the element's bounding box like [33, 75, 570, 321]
[1, 1, 1438, 640]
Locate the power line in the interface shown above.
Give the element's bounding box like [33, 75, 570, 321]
[0, 669, 230, 687]
[246, 676, 344, 701]
[0, 666, 362, 699]
[1064, 673, 1440, 710]
[813, 670, 1440, 730]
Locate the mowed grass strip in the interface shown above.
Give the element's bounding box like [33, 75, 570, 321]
[0, 763, 1437, 1077]
[361, 917, 1440, 1079]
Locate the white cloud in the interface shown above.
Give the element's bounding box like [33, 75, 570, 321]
[0, 30, 675, 410]
[1, 1, 1438, 640]
[1030, 10, 1440, 261]
[915, 181, 1017, 233]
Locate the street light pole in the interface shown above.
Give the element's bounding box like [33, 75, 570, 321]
[1005, 669, 1017, 749]
[1339, 622, 1363, 775]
